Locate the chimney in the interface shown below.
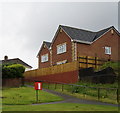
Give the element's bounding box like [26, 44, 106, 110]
[4, 56, 8, 60]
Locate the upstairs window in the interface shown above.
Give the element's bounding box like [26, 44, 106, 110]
[41, 54, 48, 62]
[57, 43, 66, 54]
[105, 47, 111, 55]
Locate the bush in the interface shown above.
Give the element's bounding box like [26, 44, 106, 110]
[98, 61, 120, 76]
[2, 64, 25, 78]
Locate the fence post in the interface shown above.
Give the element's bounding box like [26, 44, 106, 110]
[48, 83, 49, 89]
[55, 83, 57, 89]
[98, 88, 100, 100]
[95, 57, 97, 69]
[71, 85, 73, 93]
[62, 84, 64, 91]
[117, 89, 119, 103]
[86, 56, 88, 68]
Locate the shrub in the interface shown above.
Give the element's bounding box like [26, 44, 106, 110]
[98, 61, 120, 76]
[2, 64, 25, 78]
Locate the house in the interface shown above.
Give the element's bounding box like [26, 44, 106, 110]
[37, 41, 51, 68]
[37, 25, 120, 69]
[2, 56, 32, 71]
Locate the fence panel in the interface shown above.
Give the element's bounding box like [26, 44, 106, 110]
[78, 56, 108, 69]
[24, 61, 79, 77]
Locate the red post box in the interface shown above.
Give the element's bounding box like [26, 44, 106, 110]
[34, 82, 42, 90]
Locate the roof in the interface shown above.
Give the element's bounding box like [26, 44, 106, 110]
[43, 41, 51, 48]
[60, 25, 119, 44]
[37, 41, 51, 57]
[37, 25, 120, 57]
[2, 58, 32, 68]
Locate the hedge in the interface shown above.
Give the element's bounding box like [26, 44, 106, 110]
[2, 64, 25, 78]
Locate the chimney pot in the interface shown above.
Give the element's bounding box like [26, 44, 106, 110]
[4, 56, 8, 60]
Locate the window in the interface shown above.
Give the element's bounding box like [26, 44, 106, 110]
[105, 47, 111, 55]
[56, 60, 67, 65]
[57, 43, 66, 54]
[41, 54, 48, 62]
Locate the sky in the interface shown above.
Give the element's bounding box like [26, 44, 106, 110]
[0, 1, 119, 69]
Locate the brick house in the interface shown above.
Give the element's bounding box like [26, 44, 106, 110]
[37, 41, 51, 68]
[37, 25, 120, 68]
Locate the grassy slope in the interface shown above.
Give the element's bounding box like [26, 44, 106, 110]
[76, 81, 118, 88]
[42, 82, 118, 104]
[97, 61, 120, 75]
[2, 86, 63, 105]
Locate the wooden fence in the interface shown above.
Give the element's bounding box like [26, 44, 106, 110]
[24, 61, 79, 77]
[42, 81, 119, 104]
[78, 56, 107, 69]
[24, 56, 108, 78]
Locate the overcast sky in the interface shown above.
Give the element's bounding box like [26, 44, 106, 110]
[0, 1, 119, 69]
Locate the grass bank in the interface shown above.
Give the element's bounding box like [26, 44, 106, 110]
[76, 81, 118, 88]
[42, 82, 118, 104]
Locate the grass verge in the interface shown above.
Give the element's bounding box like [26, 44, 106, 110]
[2, 103, 118, 111]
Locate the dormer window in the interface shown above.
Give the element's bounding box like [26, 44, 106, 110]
[41, 54, 48, 62]
[57, 43, 66, 54]
[105, 47, 111, 55]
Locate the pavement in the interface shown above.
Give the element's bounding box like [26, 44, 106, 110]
[26, 85, 118, 107]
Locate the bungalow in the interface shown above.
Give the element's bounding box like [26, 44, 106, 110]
[2, 56, 32, 71]
[37, 25, 120, 69]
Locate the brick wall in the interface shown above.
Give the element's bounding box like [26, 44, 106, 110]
[25, 70, 79, 83]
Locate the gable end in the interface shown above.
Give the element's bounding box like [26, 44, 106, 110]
[50, 25, 73, 48]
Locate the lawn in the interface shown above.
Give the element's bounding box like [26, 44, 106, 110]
[2, 103, 118, 111]
[2, 86, 63, 105]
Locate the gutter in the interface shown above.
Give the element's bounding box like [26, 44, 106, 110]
[73, 39, 92, 44]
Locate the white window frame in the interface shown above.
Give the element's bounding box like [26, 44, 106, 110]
[57, 43, 66, 54]
[105, 47, 111, 55]
[56, 60, 67, 65]
[41, 54, 48, 62]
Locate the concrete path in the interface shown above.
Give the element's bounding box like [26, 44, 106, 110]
[26, 84, 118, 107]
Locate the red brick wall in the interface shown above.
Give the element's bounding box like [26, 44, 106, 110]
[77, 29, 120, 61]
[25, 70, 79, 83]
[51, 30, 72, 65]
[38, 45, 51, 68]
